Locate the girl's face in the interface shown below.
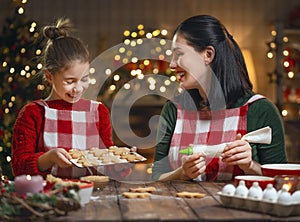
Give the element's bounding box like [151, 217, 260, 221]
[45, 60, 90, 103]
[170, 33, 212, 91]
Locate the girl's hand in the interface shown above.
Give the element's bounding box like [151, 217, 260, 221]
[48, 148, 73, 168]
[182, 153, 206, 179]
[130, 146, 137, 152]
[221, 133, 252, 172]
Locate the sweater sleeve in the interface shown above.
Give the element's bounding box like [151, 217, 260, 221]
[98, 103, 114, 148]
[12, 102, 51, 177]
[152, 101, 177, 181]
[247, 98, 287, 164]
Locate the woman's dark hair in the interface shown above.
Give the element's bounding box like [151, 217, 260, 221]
[41, 18, 89, 74]
[175, 15, 253, 108]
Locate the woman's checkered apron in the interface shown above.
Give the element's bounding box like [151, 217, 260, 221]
[168, 94, 264, 181]
[36, 99, 102, 178]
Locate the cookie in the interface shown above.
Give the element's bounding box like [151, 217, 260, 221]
[122, 192, 151, 198]
[121, 153, 144, 162]
[176, 191, 206, 198]
[109, 147, 130, 156]
[69, 149, 84, 158]
[69, 146, 145, 167]
[98, 155, 122, 164]
[80, 175, 109, 189]
[89, 148, 109, 157]
[129, 187, 156, 193]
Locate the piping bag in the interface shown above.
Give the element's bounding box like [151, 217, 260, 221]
[179, 126, 272, 157]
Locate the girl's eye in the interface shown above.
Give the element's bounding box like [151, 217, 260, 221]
[66, 80, 74, 84]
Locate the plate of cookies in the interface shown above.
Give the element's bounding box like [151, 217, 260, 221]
[69, 146, 146, 168]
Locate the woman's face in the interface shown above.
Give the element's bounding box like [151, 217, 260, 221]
[170, 33, 211, 91]
[46, 60, 90, 103]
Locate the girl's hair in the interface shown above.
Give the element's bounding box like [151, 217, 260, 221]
[41, 18, 89, 74]
[175, 15, 253, 108]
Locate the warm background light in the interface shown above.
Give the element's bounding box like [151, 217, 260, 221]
[242, 49, 257, 92]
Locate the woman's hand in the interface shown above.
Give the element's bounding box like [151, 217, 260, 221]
[38, 148, 72, 172]
[182, 153, 206, 179]
[221, 134, 255, 173]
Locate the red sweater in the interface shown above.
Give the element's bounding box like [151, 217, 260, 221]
[12, 99, 114, 177]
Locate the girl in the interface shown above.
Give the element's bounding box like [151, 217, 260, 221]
[12, 18, 113, 178]
[152, 15, 287, 181]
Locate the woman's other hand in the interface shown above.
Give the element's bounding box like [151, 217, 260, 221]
[221, 134, 261, 174]
[181, 153, 206, 179]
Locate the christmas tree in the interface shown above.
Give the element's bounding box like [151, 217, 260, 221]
[0, 0, 43, 179]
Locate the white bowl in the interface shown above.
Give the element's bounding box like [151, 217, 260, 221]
[78, 180, 94, 205]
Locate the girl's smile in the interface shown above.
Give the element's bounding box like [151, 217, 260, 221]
[45, 60, 90, 103]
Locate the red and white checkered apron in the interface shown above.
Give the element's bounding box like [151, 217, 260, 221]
[36, 99, 102, 178]
[168, 94, 264, 181]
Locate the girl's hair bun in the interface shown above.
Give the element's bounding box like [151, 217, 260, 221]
[42, 18, 74, 41]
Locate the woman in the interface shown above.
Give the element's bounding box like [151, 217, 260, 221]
[152, 15, 287, 181]
[12, 18, 114, 178]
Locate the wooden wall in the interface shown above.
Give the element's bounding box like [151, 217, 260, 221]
[1, 0, 300, 100]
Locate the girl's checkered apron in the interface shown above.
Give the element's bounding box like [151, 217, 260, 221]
[36, 99, 102, 178]
[168, 94, 265, 181]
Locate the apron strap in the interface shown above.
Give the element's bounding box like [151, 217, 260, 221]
[34, 100, 49, 107]
[245, 94, 265, 105]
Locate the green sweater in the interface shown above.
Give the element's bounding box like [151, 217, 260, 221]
[152, 94, 287, 181]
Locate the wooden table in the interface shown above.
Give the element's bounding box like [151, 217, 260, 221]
[35, 179, 299, 222]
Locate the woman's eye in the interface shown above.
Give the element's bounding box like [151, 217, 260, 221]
[174, 52, 183, 59]
[81, 77, 89, 82]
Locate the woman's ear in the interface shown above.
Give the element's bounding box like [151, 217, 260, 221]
[204, 46, 215, 65]
[44, 70, 53, 84]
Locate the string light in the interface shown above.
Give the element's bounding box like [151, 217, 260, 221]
[124, 83, 130, 89]
[113, 74, 120, 81]
[89, 78, 96, 85]
[137, 24, 144, 30]
[34, 49, 40, 56]
[123, 30, 130, 37]
[119, 47, 126, 53]
[161, 29, 168, 36]
[282, 109, 288, 116]
[288, 71, 294, 79]
[131, 57, 138, 63]
[18, 7, 24, 14]
[37, 63, 42, 69]
[146, 33, 152, 39]
[98, 24, 179, 102]
[109, 85, 116, 91]
[105, 68, 112, 75]
[89, 67, 95, 74]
